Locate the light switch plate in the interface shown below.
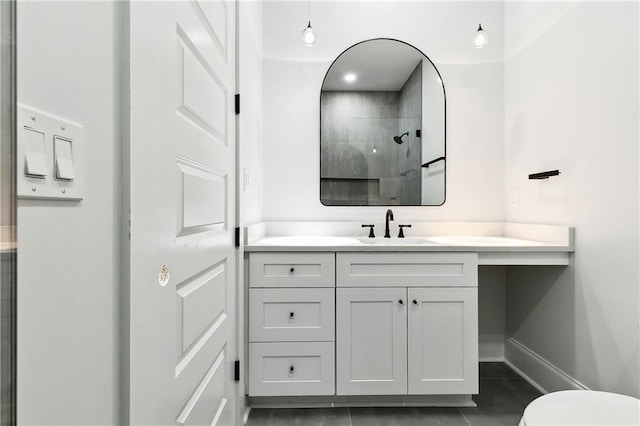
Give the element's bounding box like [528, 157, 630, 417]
[17, 105, 84, 200]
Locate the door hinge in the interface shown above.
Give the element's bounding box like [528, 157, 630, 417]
[234, 360, 240, 382]
[234, 226, 240, 248]
[235, 94, 240, 115]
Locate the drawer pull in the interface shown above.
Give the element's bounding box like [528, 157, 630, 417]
[289, 267, 295, 274]
[398, 299, 405, 306]
[412, 299, 419, 306]
[288, 365, 295, 375]
[289, 312, 295, 320]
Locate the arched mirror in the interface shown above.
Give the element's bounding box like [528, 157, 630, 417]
[320, 39, 445, 206]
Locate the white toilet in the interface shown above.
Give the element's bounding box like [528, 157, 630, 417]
[519, 390, 640, 426]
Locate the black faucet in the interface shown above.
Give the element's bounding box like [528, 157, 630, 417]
[384, 209, 394, 238]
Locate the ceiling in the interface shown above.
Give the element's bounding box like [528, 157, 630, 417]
[322, 40, 425, 91]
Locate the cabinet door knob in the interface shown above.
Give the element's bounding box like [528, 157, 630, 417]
[412, 299, 419, 306]
[398, 299, 405, 306]
[289, 312, 295, 320]
[288, 365, 295, 375]
[289, 267, 295, 274]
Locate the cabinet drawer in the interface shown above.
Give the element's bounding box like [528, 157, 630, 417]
[249, 288, 335, 342]
[249, 342, 335, 396]
[250, 253, 335, 288]
[337, 252, 478, 287]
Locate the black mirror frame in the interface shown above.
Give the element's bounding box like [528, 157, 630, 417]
[319, 38, 447, 207]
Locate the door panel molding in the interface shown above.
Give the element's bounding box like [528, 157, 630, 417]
[176, 156, 227, 238]
[177, 25, 228, 143]
[177, 261, 227, 354]
[190, 0, 228, 62]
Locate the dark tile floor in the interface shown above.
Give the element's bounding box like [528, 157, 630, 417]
[247, 363, 542, 426]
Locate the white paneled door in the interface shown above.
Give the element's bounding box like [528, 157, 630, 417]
[126, 1, 237, 425]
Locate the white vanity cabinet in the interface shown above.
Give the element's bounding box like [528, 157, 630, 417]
[248, 253, 336, 397]
[247, 250, 479, 400]
[336, 252, 479, 396]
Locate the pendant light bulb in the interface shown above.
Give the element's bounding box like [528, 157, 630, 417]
[473, 23, 488, 48]
[302, 21, 315, 46]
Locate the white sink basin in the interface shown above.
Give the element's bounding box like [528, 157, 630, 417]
[255, 236, 361, 246]
[358, 237, 436, 245]
[426, 236, 546, 246]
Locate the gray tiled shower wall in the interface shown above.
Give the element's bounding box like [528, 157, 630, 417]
[320, 62, 423, 205]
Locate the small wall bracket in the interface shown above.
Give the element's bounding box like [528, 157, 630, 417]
[529, 170, 560, 180]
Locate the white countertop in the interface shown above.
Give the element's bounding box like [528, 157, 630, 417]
[245, 235, 571, 253]
[243, 222, 574, 266]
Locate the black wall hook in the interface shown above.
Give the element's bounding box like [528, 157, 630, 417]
[529, 170, 560, 180]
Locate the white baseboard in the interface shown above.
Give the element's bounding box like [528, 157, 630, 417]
[505, 337, 589, 394]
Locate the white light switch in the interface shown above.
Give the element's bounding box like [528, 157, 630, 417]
[54, 136, 75, 180]
[17, 105, 84, 200]
[24, 128, 47, 178]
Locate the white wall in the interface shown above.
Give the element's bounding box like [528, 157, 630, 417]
[262, 1, 505, 222]
[504, 2, 639, 397]
[240, 0, 264, 226]
[17, 2, 120, 423]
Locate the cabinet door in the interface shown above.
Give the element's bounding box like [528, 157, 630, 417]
[407, 288, 478, 394]
[336, 288, 407, 395]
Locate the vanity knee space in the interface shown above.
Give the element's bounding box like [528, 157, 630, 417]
[247, 251, 479, 398]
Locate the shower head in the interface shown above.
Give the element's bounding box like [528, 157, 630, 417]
[393, 132, 409, 144]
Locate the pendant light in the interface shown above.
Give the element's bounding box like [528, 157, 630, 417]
[473, 23, 488, 48]
[301, 0, 315, 46]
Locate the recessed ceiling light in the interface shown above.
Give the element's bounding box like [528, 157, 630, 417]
[344, 73, 357, 83]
